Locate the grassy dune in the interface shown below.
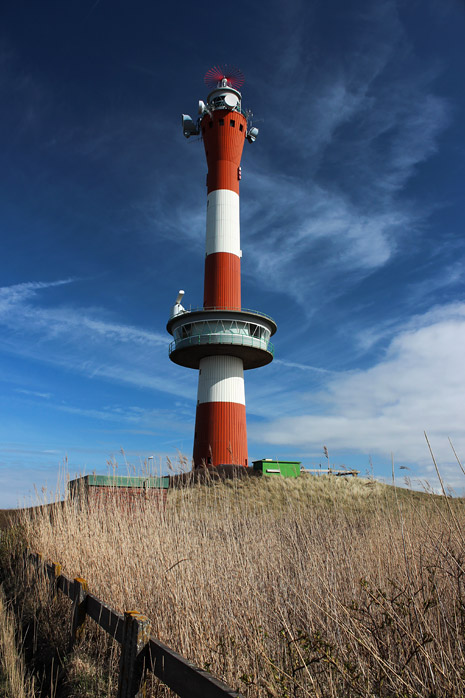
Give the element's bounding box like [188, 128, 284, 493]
[6, 472, 463, 697]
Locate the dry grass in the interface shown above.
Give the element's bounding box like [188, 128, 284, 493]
[8, 471, 465, 697]
[0, 585, 36, 697]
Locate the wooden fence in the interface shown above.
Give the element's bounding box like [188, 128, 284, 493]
[27, 551, 243, 698]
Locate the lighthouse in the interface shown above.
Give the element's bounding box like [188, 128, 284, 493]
[167, 66, 277, 467]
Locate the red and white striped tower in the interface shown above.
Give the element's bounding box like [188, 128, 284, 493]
[167, 66, 276, 467]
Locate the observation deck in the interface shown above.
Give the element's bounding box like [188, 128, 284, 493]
[166, 307, 277, 370]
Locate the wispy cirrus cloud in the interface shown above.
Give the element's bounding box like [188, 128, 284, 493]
[15, 388, 51, 399]
[46, 401, 192, 434]
[121, 2, 451, 320]
[0, 280, 195, 399]
[235, 1, 451, 309]
[273, 358, 334, 375]
[0, 280, 168, 346]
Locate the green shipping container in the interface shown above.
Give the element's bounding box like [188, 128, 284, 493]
[252, 460, 301, 478]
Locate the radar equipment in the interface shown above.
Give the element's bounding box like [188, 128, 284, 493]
[224, 93, 239, 108]
[171, 290, 186, 318]
[247, 126, 259, 143]
[181, 114, 200, 139]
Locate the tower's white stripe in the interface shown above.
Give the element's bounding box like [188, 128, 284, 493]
[206, 190, 241, 257]
[197, 355, 245, 405]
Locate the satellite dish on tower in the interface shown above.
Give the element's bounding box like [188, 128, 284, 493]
[224, 93, 239, 108]
[204, 65, 245, 90]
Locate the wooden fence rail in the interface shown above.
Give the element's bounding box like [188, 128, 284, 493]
[27, 552, 243, 698]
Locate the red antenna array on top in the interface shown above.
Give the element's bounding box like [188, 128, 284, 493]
[204, 65, 245, 90]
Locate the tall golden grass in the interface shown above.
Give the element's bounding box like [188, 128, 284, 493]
[0, 586, 36, 697]
[11, 471, 465, 697]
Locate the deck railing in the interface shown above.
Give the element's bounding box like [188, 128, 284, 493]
[169, 332, 274, 355]
[169, 306, 276, 323]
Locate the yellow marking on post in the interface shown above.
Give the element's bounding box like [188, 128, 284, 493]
[75, 577, 88, 591]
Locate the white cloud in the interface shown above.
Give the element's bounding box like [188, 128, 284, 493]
[250, 302, 465, 488]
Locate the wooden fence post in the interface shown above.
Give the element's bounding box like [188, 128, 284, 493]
[118, 611, 151, 698]
[70, 577, 88, 649]
[49, 562, 61, 601]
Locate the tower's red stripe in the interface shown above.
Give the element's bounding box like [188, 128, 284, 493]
[193, 401, 248, 467]
[203, 252, 241, 309]
[201, 110, 247, 194]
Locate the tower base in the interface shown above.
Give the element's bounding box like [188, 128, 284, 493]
[193, 401, 248, 467]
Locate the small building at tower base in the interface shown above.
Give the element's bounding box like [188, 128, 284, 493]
[68, 474, 169, 510]
[252, 460, 301, 478]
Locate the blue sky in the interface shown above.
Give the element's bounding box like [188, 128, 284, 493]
[1, 0, 465, 506]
